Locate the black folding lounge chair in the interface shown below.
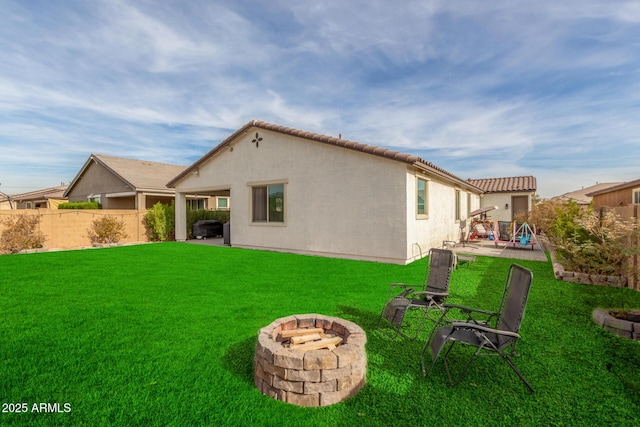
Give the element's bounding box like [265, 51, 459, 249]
[422, 264, 534, 392]
[377, 248, 455, 340]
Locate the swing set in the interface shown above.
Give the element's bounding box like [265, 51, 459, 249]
[492, 221, 537, 250]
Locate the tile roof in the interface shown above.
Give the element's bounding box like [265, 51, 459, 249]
[466, 176, 537, 193]
[168, 120, 483, 192]
[65, 154, 187, 197]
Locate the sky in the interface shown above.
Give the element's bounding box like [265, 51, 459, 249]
[1, 0, 639, 199]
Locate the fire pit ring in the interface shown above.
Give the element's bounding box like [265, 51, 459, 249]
[254, 314, 367, 407]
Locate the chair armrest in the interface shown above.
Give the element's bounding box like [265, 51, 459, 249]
[413, 290, 448, 297]
[389, 282, 417, 290]
[443, 303, 497, 317]
[451, 322, 521, 339]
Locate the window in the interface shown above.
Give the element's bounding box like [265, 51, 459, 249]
[417, 178, 428, 217]
[252, 184, 284, 223]
[188, 199, 205, 210]
[467, 192, 472, 216]
[633, 189, 640, 204]
[455, 189, 461, 220]
[217, 197, 229, 210]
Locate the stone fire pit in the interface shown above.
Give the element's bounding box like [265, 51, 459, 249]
[254, 314, 367, 407]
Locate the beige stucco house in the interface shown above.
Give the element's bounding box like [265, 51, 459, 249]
[467, 176, 537, 222]
[8, 185, 68, 209]
[64, 154, 192, 210]
[168, 120, 483, 264]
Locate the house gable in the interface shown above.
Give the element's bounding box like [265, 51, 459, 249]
[64, 154, 187, 209]
[168, 120, 482, 194]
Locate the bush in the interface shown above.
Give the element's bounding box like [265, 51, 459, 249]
[524, 199, 640, 278]
[144, 202, 175, 242]
[87, 216, 128, 244]
[58, 202, 102, 210]
[555, 209, 640, 277]
[0, 214, 46, 254]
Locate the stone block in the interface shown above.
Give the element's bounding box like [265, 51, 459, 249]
[273, 349, 305, 369]
[286, 368, 321, 382]
[254, 359, 273, 386]
[320, 389, 350, 406]
[592, 309, 608, 326]
[261, 359, 287, 379]
[304, 379, 337, 394]
[339, 319, 361, 335]
[273, 376, 304, 393]
[321, 365, 352, 382]
[269, 385, 288, 402]
[278, 315, 299, 331]
[351, 357, 367, 379]
[591, 275, 608, 285]
[304, 349, 337, 370]
[337, 374, 365, 392]
[604, 325, 632, 339]
[332, 344, 358, 367]
[295, 314, 317, 328]
[255, 339, 281, 364]
[315, 314, 334, 330]
[331, 321, 346, 336]
[603, 315, 634, 332]
[287, 392, 319, 407]
[607, 276, 626, 288]
[574, 273, 591, 284]
[345, 332, 367, 346]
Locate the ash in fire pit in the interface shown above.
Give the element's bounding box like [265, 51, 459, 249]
[254, 314, 367, 407]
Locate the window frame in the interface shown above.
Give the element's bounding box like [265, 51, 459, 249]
[633, 188, 640, 204]
[455, 189, 462, 221]
[216, 197, 229, 210]
[187, 199, 205, 210]
[250, 181, 286, 224]
[416, 176, 429, 219]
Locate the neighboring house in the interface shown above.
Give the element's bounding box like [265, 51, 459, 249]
[466, 176, 537, 222]
[9, 185, 69, 209]
[586, 178, 640, 209]
[64, 154, 195, 210]
[0, 193, 13, 210]
[552, 182, 622, 206]
[168, 120, 483, 264]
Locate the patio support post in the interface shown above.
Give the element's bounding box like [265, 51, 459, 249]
[175, 191, 187, 241]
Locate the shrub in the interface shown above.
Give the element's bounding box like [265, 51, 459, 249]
[0, 214, 46, 254]
[555, 209, 640, 277]
[87, 216, 128, 244]
[58, 202, 102, 210]
[525, 199, 640, 278]
[144, 202, 175, 242]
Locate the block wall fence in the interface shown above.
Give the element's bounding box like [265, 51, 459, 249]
[0, 209, 149, 250]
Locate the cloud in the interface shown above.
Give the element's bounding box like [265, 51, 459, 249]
[1, 0, 639, 198]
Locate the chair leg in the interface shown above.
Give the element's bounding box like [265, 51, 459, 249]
[444, 344, 485, 387]
[501, 354, 535, 393]
[376, 308, 402, 339]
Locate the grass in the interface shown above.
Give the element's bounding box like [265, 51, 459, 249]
[1, 242, 639, 426]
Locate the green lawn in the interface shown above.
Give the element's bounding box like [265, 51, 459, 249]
[1, 243, 639, 426]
